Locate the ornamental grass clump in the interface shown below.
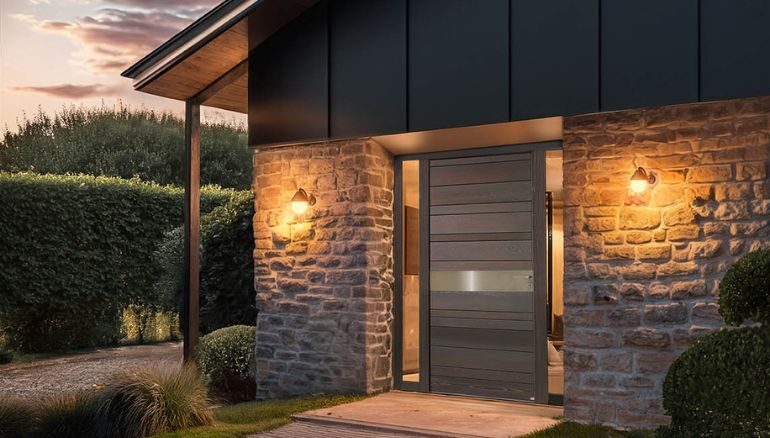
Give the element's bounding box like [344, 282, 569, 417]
[0, 398, 34, 438]
[94, 364, 212, 438]
[197, 325, 256, 402]
[36, 391, 99, 437]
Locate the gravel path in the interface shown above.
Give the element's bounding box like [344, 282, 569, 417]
[0, 342, 182, 400]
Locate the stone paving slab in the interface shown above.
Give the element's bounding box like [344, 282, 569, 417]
[295, 391, 562, 438]
[251, 421, 430, 437]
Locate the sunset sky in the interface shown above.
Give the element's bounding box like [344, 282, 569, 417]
[0, 0, 242, 131]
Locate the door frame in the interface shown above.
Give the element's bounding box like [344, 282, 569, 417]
[392, 141, 561, 404]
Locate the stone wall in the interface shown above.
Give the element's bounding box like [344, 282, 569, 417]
[252, 139, 394, 398]
[562, 97, 770, 430]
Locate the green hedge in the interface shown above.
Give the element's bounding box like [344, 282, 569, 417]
[661, 326, 770, 437]
[0, 172, 235, 352]
[155, 191, 257, 333]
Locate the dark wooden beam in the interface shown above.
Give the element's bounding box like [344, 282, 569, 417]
[191, 59, 248, 105]
[183, 100, 201, 363]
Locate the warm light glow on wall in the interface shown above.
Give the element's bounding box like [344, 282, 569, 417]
[290, 188, 316, 215]
[630, 167, 656, 194]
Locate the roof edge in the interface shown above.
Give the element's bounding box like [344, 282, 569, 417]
[121, 0, 249, 79]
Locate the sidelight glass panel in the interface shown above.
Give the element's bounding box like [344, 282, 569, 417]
[401, 160, 420, 383]
[545, 149, 564, 403]
[430, 270, 534, 292]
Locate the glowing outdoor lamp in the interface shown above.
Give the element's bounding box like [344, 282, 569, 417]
[290, 188, 316, 215]
[630, 167, 656, 194]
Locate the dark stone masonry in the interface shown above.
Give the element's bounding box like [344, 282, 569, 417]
[252, 139, 394, 398]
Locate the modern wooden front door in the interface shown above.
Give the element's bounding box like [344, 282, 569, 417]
[428, 152, 539, 401]
[394, 145, 551, 404]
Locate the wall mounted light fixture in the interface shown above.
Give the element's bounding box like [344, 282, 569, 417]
[630, 167, 656, 194]
[290, 188, 316, 215]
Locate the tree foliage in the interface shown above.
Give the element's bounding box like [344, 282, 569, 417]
[0, 105, 251, 189]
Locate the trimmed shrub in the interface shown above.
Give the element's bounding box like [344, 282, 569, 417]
[0, 398, 34, 438]
[0, 105, 251, 189]
[0, 172, 235, 352]
[155, 192, 256, 334]
[95, 365, 212, 437]
[661, 326, 770, 437]
[718, 249, 770, 326]
[36, 391, 99, 437]
[197, 325, 256, 402]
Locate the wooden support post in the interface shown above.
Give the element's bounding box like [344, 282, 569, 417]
[183, 100, 201, 363]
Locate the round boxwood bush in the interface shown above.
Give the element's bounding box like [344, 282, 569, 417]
[197, 325, 256, 402]
[719, 249, 770, 326]
[661, 326, 770, 437]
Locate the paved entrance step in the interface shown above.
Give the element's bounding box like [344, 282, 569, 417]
[292, 413, 485, 438]
[252, 420, 437, 437]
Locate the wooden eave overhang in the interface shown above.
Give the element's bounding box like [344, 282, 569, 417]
[121, 0, 319, 113]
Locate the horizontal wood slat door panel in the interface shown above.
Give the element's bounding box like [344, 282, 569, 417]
[430, 241, 533, 261]
[431, 212, 532, 234]
[430, 202, 533, 215]
[428, 152, 537, 401]
[430, 181, 532, 205]
[431, 261, 533, 271]
[432, 326, 534, 352]
[431, 291, 534, 313]
[431, 346, 535, 373]
[431, 317, 534, 331]
[431, 366, 533, 383]
[430, 160, 532, 186]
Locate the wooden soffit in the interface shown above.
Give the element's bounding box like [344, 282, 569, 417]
[125, 0, 320, 114]
[138, 19, 249, 113]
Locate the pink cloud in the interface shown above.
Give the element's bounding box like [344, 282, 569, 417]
[14, 3, 219, 73]
[11, 84, 122, 99]
[106, 0, 220, 9]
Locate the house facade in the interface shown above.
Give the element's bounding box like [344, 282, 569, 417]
[123, 0, 770, 430]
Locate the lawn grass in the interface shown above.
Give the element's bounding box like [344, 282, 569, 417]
[523, 422, 656, 438]
[152, 394, 367, 438]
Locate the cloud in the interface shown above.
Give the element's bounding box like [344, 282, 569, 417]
[11, 83, 122, 99]
[106, 0, 220, 10]
[12, 2, 219, 73]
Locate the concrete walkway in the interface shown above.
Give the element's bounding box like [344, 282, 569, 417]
[286, 391, 562, 438]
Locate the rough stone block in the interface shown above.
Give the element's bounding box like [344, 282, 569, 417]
[686, 165, 733, 183]
[620, 207, 661, 230]
[737, 161, 767, 181]
[644, 303, 688, 324]
[623, 328, 671, 349]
